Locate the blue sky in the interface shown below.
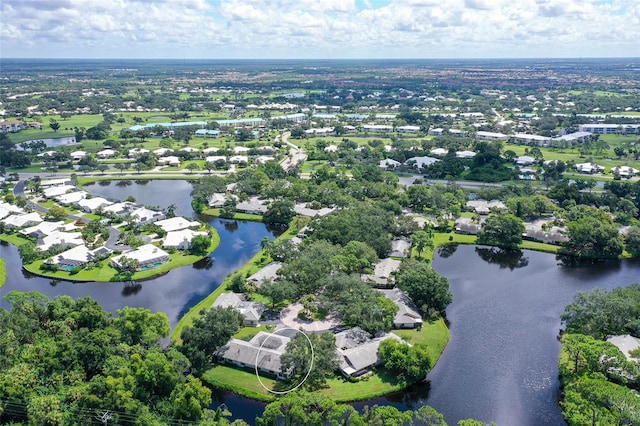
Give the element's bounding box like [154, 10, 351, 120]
[1, 0, 639, 59]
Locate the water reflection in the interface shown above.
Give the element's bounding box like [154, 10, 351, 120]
[474, 246, 529, 270]
[223, 220, 239, 232]
[437, 243, 458, 258]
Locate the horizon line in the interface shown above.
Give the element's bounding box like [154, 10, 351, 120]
[2, 56, 640, 61]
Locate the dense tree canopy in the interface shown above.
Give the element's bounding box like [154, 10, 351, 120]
[0, 291, 242, 425]
[477, 212, 525, 249]
[310, 205, 394, 257]
[561, 284, 640, 339]
[395, 259, 452, 319]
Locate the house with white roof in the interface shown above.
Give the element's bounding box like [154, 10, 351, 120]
[404, 156, 440, 170]
[611, 165, 639, 178]
[363, 124, 393, 133]
[390, 238, 412, 258]
[130, 207, 165, 224]
[324, 145, 339, 153]
[70, 151, 87, 161]
[229, 155, 248, 165]
[574, 162, 604, 174]
[40, 178, 72, 187]
[428, 128, 444, 136]
[155, 216, 200, 232]
[56, 191, 87, 206]
[180, 146, 200, 154]
[293, 204, 335, 218]
[102, 201, 136, 216]
[43, 185, 76, 198]
[2, 212, 43, 229]
[255, 155, 275, 164]
[158, 156, 181, 166]
[205, 155, 227, 164]
[233, 146, 251, 154]
[305, 127, 334, 137]
[128, 148, 150, 158]
[430, 147, 448, 156]
[163, 229, 208, 250]
[456, 150, 476, 159]
[476, 131, 508, 140]
[203, 147, 220, 154]
[20, 221, 66, 238]
[0, 202, 24, 219]
[96, 149, 117, 159]
[397, 125, 421, 134]
[212, 293, 266, 327]
[38, 231, 84, 252]
[379, 158, 401, 169]
[515, 155, 537, 166]
[153, 148, 173, 156]
[465, 199, 506, 214]
[77, 197, 113, 213]
[45, 244, 112, 270]
[110, 244, 170, 271]
[448, 129, 468, 137]
[512, 133, 552, 146]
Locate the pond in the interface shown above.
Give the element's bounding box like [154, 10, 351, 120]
[207, 245, 640, 425]
[352, 245, 640, 425]
[0, 180, 283, 331]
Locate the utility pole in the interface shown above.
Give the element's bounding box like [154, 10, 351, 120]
[95, 410, 111, 425]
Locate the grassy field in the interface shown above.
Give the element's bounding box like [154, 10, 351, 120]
[203, 208, 263, 222]
[7, 130, 75, 144]
[0, 258, 6, 288]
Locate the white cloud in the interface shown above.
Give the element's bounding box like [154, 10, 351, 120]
[1, 0, 639, 58]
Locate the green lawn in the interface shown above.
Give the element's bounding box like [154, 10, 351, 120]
[0, 258, 7, 288]
[21, 228, 220, 283]
[201, 318, 449, 402]
[203, 208, 263, 222]
[7, 130, 75, 144]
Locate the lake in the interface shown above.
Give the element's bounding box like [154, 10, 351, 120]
[3, 180, 639, 424]
[0, 180, 282, 330]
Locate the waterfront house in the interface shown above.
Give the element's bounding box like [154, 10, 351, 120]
[216, 332, 292, 379]
[110, 244, 170, 271]
[162, 229, 208, 250]
[246, 261, 283, 287]
[378, 288, 423, 329]
[212, 293, 266, 327]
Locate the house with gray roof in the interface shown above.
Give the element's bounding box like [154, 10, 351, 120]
[335, 327, 406, 378]
[236, 197, 268, 214]
[465, 199, 506, 215]
[216, 332, 292, 379]
[606, 335, 640, 361]
[390, 238, 412, 258]
[246, 261, 283, 287]
[361, 258, 401, 287]
[378, 288, 423, 329]
[455, 217, 482, 235]
[212, 293, 266, 326]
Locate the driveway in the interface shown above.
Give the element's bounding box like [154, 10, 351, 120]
[280, 303, 340, 332]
